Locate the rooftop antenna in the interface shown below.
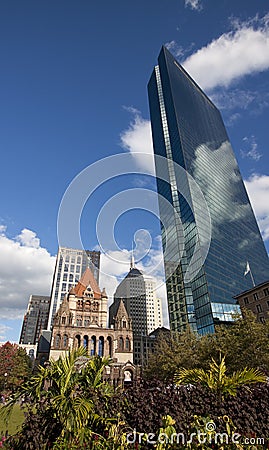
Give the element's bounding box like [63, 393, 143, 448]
[130, 242, 135, 269]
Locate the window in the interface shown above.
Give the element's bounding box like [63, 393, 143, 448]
[63, 335, 68, 347]
[62, 316, 66, 325]
[253, 293, 259, 301]
[126, 337, 130, 351]
[256, 304, 262, 313]
[119, 337, 124, 350]
[243, 297, 249, 305]
[122, 320, 126, 328]
[264, 288, 269, 296]
[260, 316, 265, 323]
[55, 334, 61, 348]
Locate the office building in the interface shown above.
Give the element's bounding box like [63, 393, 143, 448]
[133, 326, 170, 366]
[148, 46, 269, 334]
[47, 247, 100, 330]
[109, 257, 163, 338]
[19, 295, 50, 345]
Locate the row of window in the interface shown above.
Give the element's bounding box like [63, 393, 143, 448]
[243, 288, 269, 305]
[53, 334, 131, 353]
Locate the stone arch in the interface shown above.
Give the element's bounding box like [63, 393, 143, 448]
[124, 369, 133, 383]
[74, 334, 81, 348]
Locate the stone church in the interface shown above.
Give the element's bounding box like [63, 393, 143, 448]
[50, 267, 138, 384]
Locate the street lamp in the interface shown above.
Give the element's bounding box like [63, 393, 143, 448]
[4, 372, 8, 391]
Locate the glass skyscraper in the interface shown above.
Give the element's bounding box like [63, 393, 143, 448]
[148, 46, 269, 334]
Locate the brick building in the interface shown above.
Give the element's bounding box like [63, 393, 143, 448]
[234, 280, 269, 323]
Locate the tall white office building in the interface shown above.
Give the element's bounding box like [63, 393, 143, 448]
[47, 247, 100, 329]
[109, 257, 163, 336]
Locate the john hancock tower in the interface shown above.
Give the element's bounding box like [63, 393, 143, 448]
[148, 46, 269, 334]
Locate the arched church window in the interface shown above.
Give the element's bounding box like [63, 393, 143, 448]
[55, 334, 61, 348]
[63, 334, 68, 347]
[126, 337, 130, 351]
[119, 337, 124, 350]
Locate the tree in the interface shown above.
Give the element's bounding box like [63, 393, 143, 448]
[212, 309, 269, 373]
[143, 327, 203, 382]
[0, 342, 31, 393]
[144, 311, 269, 382]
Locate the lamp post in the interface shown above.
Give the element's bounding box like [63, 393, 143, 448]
[4, 372, 8, 391]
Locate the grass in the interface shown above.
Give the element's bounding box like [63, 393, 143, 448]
[0, 404, 25, 436]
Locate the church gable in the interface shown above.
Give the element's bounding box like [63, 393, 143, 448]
[113, 299, 132, 331]
[74, 267, 101, 298]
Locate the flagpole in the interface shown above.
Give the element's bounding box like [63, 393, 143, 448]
[244, 261, 256, 287]
[249, 267, 256, 287]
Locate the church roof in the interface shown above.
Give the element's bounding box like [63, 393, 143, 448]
[74, 267, 101, 298]
[114, 298, 129, 320]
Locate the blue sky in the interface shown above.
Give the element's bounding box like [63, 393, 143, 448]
[1, 0, 269, 342]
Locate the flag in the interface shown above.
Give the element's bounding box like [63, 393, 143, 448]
[244, 261, 250, 276]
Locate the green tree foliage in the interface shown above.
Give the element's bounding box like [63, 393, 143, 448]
[212, 309, 269, 373]
[144, 311, 269, 381]
[0, 342, 31, 393]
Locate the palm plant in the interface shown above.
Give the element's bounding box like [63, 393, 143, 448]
[174, 354, 267, 401]
[2, 348, 114, 446]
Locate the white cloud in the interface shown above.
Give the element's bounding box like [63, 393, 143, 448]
[225, 112, 241, 126]
[165, 40, 195, 60]
[0, 324, 12, 341]
[0, 225, 7, 235]
[120, 109, 154, 173]
[165, 40, 185, 58]
[183, 15, 269, 90]
[16, 228, 40, 248]
[244, 174, 269, 241]
[185, 0, 203, 11]
[240, 135, 262, 161]
[0, 227, 55, 320]
[210, 89, 256, 112]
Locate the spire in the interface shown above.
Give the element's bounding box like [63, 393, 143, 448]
[130, 244, 135, 270]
